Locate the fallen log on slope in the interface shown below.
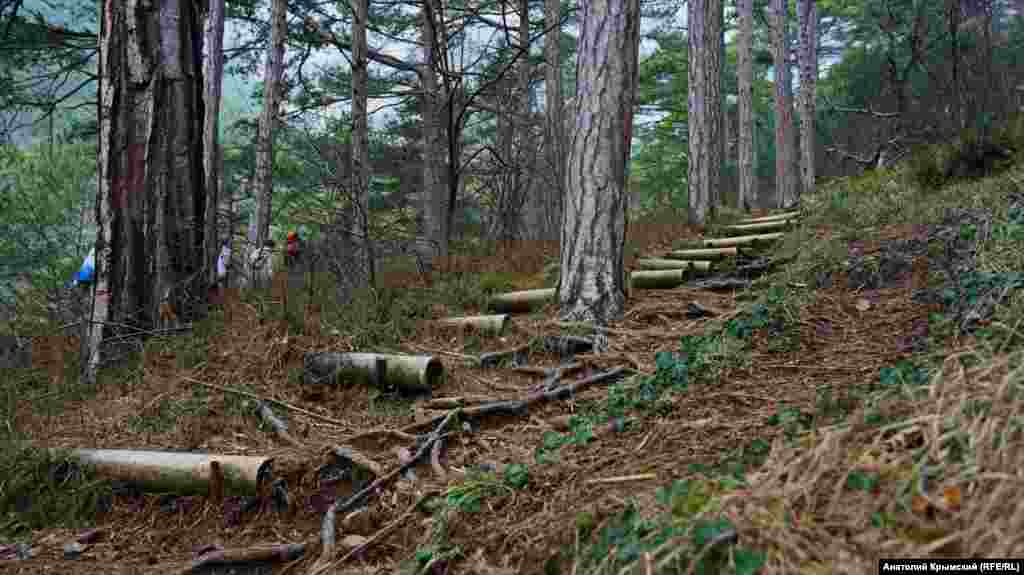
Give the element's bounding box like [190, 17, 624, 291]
[630, 269, 687, 289]
[736, 210, 800, 224]
[664, 247, 738, 260]
[303, 352, 441, 395]
[177, 543, 307, 575]
[488, 288, 556, 314]
[701, 232, 784, 249]
[69, 449, 272, 496]
[721, 220, 792, 233]
[636, 258, 712, 272]
[433, 314, 510, 335]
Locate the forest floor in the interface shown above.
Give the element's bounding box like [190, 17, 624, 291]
[4, 159, 1024, 574]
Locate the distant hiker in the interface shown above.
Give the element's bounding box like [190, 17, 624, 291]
[286, 230, 302, 270]
[209, 241, 232, 305]
[72, 247, 95, 287]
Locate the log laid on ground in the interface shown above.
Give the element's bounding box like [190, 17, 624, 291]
[68, 449, 273, 496]
[539, 335, 594, 357]
[488, 288, 556, 314]
[478, 344, 531, 369]
[303, 352, 441, 395]
[434, 314, 510, 335]
[630, 269, 687, 289]
[636, 258, 712, 272]
[664, 247, 738, 260]
[688, 278, 752, 291]
[736, 210, 800, 224]
[702, 232, 784, 248]
[177, 543, 306, 575]
[722, 220, 792, 233]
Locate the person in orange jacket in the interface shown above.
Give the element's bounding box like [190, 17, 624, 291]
[286, 230, 301, 270]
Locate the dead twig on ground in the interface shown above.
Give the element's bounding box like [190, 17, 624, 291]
[333, 490, 440, 566]
[184, 377, 352, 430]
[306, 411, 460, 575]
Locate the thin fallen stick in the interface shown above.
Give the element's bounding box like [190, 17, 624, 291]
[584, 473, 657, 486]
[257, 402, 304, 448]
[334, 490, 440, 565]
[306, 410, 460, 575]
[345, 428, 419, 443]
[185, 377, 351, 429]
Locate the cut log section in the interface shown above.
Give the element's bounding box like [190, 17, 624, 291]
[68, 449, 273, 496]
[737, 210, 800, 224]
[636, 258, 711, 272]
[722, 220, 792, 233]
[630, 269, 687, 289]
[664, 247, 738, 260]
[303, 352, 442, 395]
[702, 232, 784, 248]
[434, 314, 510, 335]
[488, 288, 556, 314]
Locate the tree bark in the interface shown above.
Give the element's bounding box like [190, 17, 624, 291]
[351, 0, 373, 286]
[772, 0, 795, 208]
[687, 0, 723, 224]
[85, 0, 207, 384]
[737, 0, 756, 211]
[797, 0, 817, 196]
[417, 0, 445, 268]
[253, 0, 287, 248]
[558, 0, 640, 324]
[202, 0, 226, 296]
[543, 0, 564, 241]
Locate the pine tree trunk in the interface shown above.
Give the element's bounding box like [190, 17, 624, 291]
[351, 0, 373, 286]
[558, 0, 640, 324]
[253, 0, 287, 248]
[772, 0, 795, 208]
[543, 0, 564, 241]
[202, 0, 226, 294]
[85, 0, 207, 384]
[737, 0, 755, 211]
[797, 0, 817, 196]
[417, 2, 445, 268]
[687, 0, 723, 224]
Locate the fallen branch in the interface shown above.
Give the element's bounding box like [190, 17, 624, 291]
[478, 344, 531, 369]
[307, 411, 459, 575]
[334, 491, 440, 566]
[184, 377, 352, 430]
[177, 543, 306, 575]
[399, 367, 632, 433]
[583, 473, 657, 486]
[423, 395, 499, 410]
[686, 278, 752, 291]
[257, 402, 304, 448]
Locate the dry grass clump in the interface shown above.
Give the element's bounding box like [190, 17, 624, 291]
[723, 349, 1024, 572]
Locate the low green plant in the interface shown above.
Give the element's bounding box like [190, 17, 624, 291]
[0, 444, 113, 537]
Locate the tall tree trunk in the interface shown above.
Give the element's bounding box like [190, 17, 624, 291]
[417, 0, 445, 269]
[687, 0, 723, 224]
[517, 0, 541, 240]
[253, 0, 287, 248]
[948, 0, 964, 132]
[351, 0, 373, 286]
[558, 0, 640, 324]
[85, 0, 207, 384]
[202, 0, 226, 295]
[771, 0, 795, 208]
[544, 0, 564, 240]
[737, 0, 755, 211]
[797, 0, 817, 196]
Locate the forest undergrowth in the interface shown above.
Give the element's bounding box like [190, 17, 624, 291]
[3, 143, 1024, 574]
